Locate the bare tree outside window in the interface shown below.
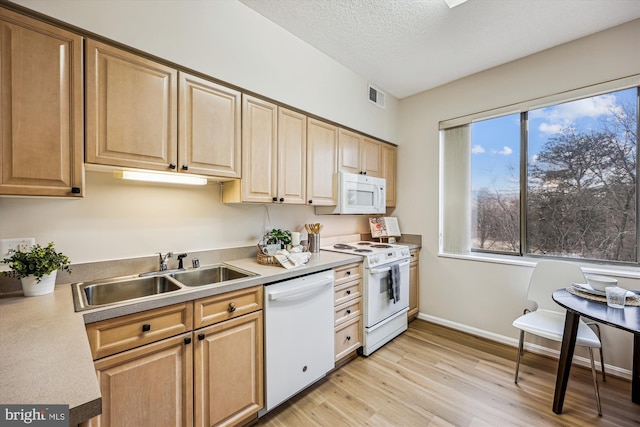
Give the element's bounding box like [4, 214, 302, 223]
[469, 88, 638, 264]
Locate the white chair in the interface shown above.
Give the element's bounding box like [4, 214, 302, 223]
[512, 260, 605, 416]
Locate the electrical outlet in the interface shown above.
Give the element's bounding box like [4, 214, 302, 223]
[0, 238, 36, 260]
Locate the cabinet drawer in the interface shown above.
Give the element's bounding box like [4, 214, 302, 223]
[334, 317, 362, 362]
[86, 302, 193, 360]
[410, 248, 419, 264]
[194, 285, 263, 329]
[334, 297, 362, 326]
[334, 279, 362, 306]
[333, 262, 361, 286]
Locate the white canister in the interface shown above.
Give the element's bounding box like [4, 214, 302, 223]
[291, 232, 301, 246]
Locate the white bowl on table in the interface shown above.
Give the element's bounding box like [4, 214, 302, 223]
[585, 275, 618, 292]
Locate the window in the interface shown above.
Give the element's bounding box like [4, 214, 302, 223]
[442, 84, 639, 265]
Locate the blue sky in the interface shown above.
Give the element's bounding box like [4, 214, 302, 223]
[471, 88, 637, 193]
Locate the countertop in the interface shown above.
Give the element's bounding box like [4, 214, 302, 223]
[0, 250, 361, 426]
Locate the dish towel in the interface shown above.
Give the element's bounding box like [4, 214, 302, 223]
[388, 264, 400, 303]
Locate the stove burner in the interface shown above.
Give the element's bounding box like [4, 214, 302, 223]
[333, 243, 356, 250]
[357, 242, 372, 246]
[354, 249, 373, 253]
[371, 244, 392, 248]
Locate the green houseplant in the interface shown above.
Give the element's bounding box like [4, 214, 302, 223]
[2, 242, 71, 296]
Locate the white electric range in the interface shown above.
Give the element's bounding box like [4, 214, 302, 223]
[321, 241, 411, 355]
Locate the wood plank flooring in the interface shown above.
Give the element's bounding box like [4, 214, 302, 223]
[256, 320, 640, 426]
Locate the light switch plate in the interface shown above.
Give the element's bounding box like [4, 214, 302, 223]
[0, 238, 36, 260]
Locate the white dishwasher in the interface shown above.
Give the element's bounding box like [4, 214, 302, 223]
[260, 270, 335, 415]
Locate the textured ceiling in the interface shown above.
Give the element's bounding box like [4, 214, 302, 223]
[238, 0, 640, 99]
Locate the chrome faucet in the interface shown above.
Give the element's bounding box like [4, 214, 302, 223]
[158, 252, 173, 271]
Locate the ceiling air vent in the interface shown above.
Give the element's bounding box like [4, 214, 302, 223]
[368, 84, 385, 109]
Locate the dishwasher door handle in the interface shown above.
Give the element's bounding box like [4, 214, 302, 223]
[267, 279, 333, 301]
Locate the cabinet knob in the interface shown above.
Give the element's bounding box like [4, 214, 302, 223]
[308, 200, 313, 204]
[71, 187, 81, 194]
[142, 324, 151, 332]
[279, 197, 284, 203]
[346, 271, 351, 276]
[346, 290, 351, 295]
[181, 164, 189, 170]
[169, 163, 177, 169]
[228, 302, 236, 313]
[346, 335, 351, 341]
[184, 337, 192, 345]
[272, 197, 278, 202]
[346, 309, 351, 315]
[198, 333, 205, 341]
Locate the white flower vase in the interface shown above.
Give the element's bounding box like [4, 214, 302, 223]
[21, 270, 57, 297]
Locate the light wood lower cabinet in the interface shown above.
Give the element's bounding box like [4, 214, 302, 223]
[86, 287, 264, 427]
[91, 333, 193, 427]
[333, 262, 363, 364]
[408, 248, 420, 320]
[194, 311, 263, 427]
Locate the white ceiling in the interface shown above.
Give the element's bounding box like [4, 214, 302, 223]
[238, 0, 640, 99]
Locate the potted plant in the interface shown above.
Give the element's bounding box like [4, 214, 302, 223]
[262, 229, 292, 254]
[1, 242, 71, 296]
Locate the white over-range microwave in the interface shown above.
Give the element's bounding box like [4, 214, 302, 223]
[315, 171, 386, 215]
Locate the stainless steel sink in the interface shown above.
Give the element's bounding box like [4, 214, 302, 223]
[72, 275, 183, 311]
[171, 264, 256, 287]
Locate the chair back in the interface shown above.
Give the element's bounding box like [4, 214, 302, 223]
[527, 260, 586, 312]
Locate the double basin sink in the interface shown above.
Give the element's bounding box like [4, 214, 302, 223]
[72, 264, 257, 312]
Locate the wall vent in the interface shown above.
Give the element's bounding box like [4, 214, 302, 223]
[368, 84, 385, 109]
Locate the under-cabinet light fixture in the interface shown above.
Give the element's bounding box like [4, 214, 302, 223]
[114, 170, 208, 186]
[444, 0, 469, 8]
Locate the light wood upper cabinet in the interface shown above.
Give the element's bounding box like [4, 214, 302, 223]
[86, 38, 178, 171]
[223, 96, 306, 204]
[307, 118, 338, 206]
[179, 72, 241, 178]
[381, 143, 397, 207]
[277, 107, 306, 204]
[338, 129, 381, 177]
[0, 8, 84, 197]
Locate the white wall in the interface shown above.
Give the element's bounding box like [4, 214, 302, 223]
[10, 0, 397, 142]
[0, 0, 395, 263]
[397, 19, 640, 374]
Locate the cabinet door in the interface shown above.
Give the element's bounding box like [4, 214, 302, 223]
[194, 311, 263, 427]
[361, 137, 381, 177]
[338, 128, 361, 175]
[240, 95, 277, 203]
[91, 333, 193, 427]
[381, 143, 397, 207]
[86, 39, 177, 171]
[277, 107, 306, 204]
[0, 8, 84, 196]
[307, 118, 337, 206]
[408, 249, 419, 320]
[179, 72, 241, 178]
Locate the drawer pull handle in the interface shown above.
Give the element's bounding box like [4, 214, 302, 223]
[346, 335, 351, 341]
[142, 324, 151, 332]
[184, 337, 192, 345]
[198, 333, 205, 341]
[346, 309, 351, 314]
[228, 302, 236, 313]
[346, 271, 351, 276]
[346, 290, 351, 295]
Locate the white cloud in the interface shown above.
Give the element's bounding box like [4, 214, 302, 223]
[531, 154, 539, 164]
[530, 93, 623, 135]
[498, 146, 512, 155]
[472, 144, 485, 154]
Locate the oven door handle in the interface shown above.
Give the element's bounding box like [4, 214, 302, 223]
[369, 260, 409, 275]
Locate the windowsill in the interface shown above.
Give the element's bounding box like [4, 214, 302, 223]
[438, 251, 640, 280]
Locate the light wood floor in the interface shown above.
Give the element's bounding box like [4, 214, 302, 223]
[256, 320, 640, 426]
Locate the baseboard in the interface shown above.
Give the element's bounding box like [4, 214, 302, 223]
[417, 312, 632, 381]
